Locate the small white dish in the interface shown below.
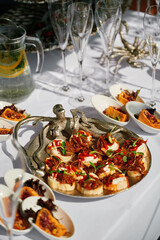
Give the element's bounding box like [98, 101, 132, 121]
[0, 119, 13, 142]
[22, 196, 75, 240]
[91, 95, 130, 126]
[4, 169, 55, 201]
[109, 84, 144, 105]
[0, 101, 29, 125]
[0, 184, 32, 235]
[126, 101, 160, 134]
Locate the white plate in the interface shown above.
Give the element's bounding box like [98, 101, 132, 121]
[109, 84, 144, 105]
[22, 196, 75, 240]
[0, 184, 32, 235]
[0, 119, 13, 142]
[0, 101, 29, 125]
[4, 169, 55, 201]
[91, 95, 130, 126]
[126, 101, 160, 134]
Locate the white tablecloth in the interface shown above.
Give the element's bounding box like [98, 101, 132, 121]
[0, 10, 160, 240]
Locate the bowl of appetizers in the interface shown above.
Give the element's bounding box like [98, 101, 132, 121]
[0, 184, 32, 235]
[0, 101, 29, 125]
[22, 196, 75, 240]
[91, 95, 130, 126]
[0, 119, 13, 142]
[4, 168, 56, 201]
[109, 84, 144, 106]
[126, 101, 160, 134]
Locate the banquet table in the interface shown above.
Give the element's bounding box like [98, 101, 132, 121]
[0, 9, 160, 240]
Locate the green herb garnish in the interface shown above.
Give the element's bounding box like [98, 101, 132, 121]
[109, 164, 122, 173]
[122, 156, 128, 162]
[106, 149, 114, 156]
[83, 173, 95, 184]
[132, 138, 140, 147]
[89, 162, 105, 173]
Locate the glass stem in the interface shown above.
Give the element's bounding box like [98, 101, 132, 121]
[62, 49, 69, 91]
[137, 0, 141, 34]
[7, 226, 13, 240]
[105, 55, 110, 92]
[78, 59, 84, 102]
[151, 64, 156, 106]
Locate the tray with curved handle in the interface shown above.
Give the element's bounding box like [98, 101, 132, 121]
[13, 104, 151, 199]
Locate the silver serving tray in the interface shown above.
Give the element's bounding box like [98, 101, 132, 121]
[13, 104, 151, 199]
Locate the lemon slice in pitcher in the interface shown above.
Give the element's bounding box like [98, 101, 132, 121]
[0, 50, 27, 78]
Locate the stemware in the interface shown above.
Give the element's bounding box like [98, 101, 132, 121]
[67, 2, 94, 106]
[0, 144, 26, 240]
[95, 0, 121, 94]
[143, 5, 160, 106]
[48, 0, 72, 92]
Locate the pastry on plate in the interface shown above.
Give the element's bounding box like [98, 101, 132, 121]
[78, 149, 101, 167]
[97, 133, 119, 154]
[77, 173, 103, 196]
[48, 167, 76, 191]
[46, 138, 74, 163]
[103, 172, 129, 193]
[69, 130, 92, 152]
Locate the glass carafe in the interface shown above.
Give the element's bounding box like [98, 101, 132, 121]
[0, 18, 44, 103]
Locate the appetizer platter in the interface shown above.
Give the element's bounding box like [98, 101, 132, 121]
[0, 101, 29, 125]
[0, 184, 32, 235]
[91, 95, 130, 127]
[21, 196, 75, 239]
[109, 84, 144, 105]
[126, 102, 160, 134]
[0, 119, 13, 142]
[13, 104, 151, 198]
[4, 169, 55, 202]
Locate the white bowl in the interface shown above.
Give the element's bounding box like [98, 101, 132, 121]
[4, 168, 55, 201]
[0, 119, 13, 142]
[109, 84, 144, 105]
[91, 95, 130, 126]
[0, 184, 32, 235]
[0, 101, 29, 125]
[22, 196, 75, 240]
[126, 101, 160, 134]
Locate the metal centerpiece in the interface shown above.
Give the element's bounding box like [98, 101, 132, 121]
[99, 21, 149, 75]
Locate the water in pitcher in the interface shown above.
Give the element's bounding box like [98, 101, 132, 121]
[0, 18, 43, 103]
[0, 47, 35, 102]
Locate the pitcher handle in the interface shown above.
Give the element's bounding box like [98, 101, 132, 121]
[25, 36, 44, 73]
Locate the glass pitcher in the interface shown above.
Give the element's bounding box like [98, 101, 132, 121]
[0, 18, 44, 103]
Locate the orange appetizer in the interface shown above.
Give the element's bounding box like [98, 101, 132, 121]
[0, 104, 26, 121]
[137, 109, 160, 129]
[35, 208, 67, 237]
[103, 106, 128, 122]
[117, 89, 142, 105]
[13, 210, 30, 230]
[0, 127, 13, 135]
[17, 178, 47, 200]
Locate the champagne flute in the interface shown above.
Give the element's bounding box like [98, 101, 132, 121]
[95, 0, 122, 93]
[67, 2, 93, 105]
[48, 0, 72, 92]
[143, 5, 160, 106]
[0, 145, 26, 240]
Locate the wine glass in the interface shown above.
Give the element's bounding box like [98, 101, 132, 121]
[143, 5, 160, 106]
[95, 0, 122, 93]
[156, 0, 160, 5]
[48, 0, 72, 92]
[67, 2, 94, 106]
[0, 144, 26, 240]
